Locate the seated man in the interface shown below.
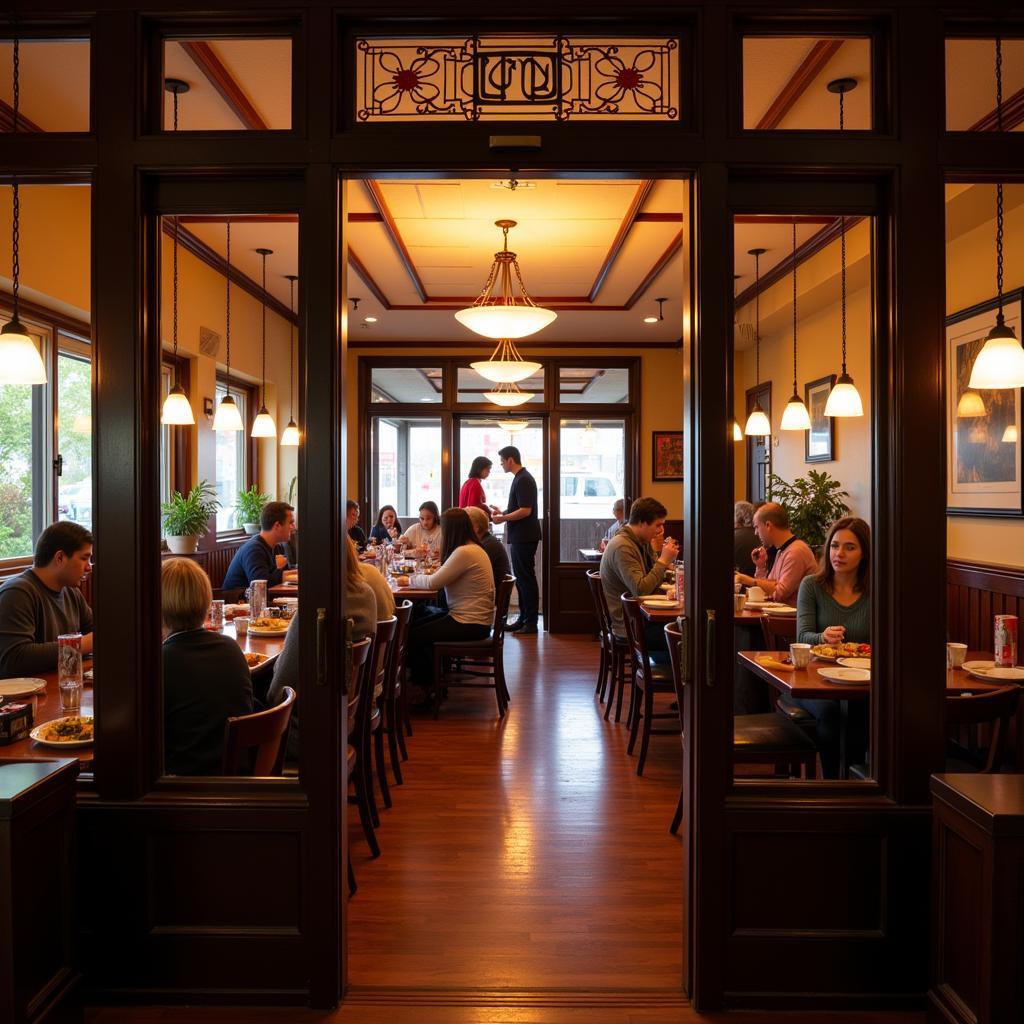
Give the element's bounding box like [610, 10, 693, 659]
[465, 505, 511, 586]
[0, 521, 94, 676]
[734, 501, 816, 606]
[599, 496, 679, 653]
[222, 500, 297, 591]
[598, 498, 626, 551]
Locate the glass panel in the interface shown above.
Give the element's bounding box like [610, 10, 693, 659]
[945, 39, 1024, 131]
[162, 38, 292, 130]
[457, 365, 544, 404]
[558, 366, 629, 404]
[214, 383, 248, 532]
[355, 35, 680, 122]
[370, 416, 442, 520]
[0, 39, 90, 132]
[370, 366, 443, 404]
[559, 419, 625, 562]
[742, 37, 872, 130]
[56, 347, 92, 531]
[160, 366, 173, 517]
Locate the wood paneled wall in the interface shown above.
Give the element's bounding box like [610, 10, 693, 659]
[946, 559, 1024, 651]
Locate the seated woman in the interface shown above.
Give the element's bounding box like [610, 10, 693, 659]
[397, 501, 442, 559]
[401, 508, 494, 698]
[162, 557, 253, 776]
[368, 504, 402, 545]
[794, 516, 871, 779]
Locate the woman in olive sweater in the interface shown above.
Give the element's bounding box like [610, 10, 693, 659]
[794, 516, 871, 779]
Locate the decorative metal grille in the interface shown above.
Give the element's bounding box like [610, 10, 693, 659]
[355, 35, 679, 122]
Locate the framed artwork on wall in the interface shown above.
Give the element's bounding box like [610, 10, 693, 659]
[804, 374, 837, 463]
[946, 292, 1023, 517]
[652, 430, 684, 481]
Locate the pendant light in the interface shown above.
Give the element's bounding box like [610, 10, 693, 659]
[1003, 424, 1019, 444]
[0, 33, 47, 385]
[483, 380, 533, 408]
[250, 247, 277, 438]
[213, 220, 244, 432]
[470, 338, 542, 384]
[956, 391, 986, 418]
[732, 420, 743, 442]
[968, 38, 1024, 389]
[581, 420, 597, 452]
[455, 220, 557, 339]
[280, 274, 300, 446]
[743, 248, 771, 437]
[160, 79, 195, 425]
[824, 78, 864, 417]
[498, 418, 529, 433]
[781, 221, 812, 431]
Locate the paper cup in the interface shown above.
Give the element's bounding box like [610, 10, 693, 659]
[790, 643, 811, 669]
[733, 592, 747, 613]
[946, 642, 967, 668]
[235, 616, 250, 637]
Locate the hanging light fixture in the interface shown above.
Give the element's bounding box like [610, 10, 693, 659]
[581, 420, 597, 452]
[743, 248, 771, 437]
[956, 391, 986, 418]
[781, 221, 812, 431]
[250, 247, 277, 438]
[470, 338, 542, 384]
[823, 78, 865, 417]
[213, 220, 244, 431]
[280, 274, 300, 446]
[969, 39, 1024, 389]
[643, 297, 667, 324]
[455, 219, 557, 339]
[160, 80, 195, 425]
[498, 418, 529, 433]
[0, 32, 47, 386]
[1003, 424, 1019, 444]
[483, 380, 533, 408]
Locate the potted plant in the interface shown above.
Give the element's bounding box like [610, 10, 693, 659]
[161, 481, 220, 554]
[235, 485, 271, 535]
[767, 469, 850, 553]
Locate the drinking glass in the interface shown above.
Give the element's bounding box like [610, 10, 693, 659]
[58, 632, 83, 715]
[234, 616, 250, 637]
[250, 579, 268, 619]
[790, 643, 812, 669]
[208, 599, 224, 630]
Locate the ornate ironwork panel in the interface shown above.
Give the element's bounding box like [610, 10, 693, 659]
[355, 35, 680, 122]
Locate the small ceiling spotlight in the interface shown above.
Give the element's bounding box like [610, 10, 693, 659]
[350, 296, 361, 310]
[364, 316, 378, 324]
[643, 297, 667, 324]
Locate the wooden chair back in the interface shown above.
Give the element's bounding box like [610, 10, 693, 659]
[369, 617, 398, 705]
[222, 686, 297, 776]
[620, 594, 654, 685]
[664, 619, 687, 710]
[946, 685, 1020, 772]
[492, 576, 516, 642]
[760, 613, 797, 651]
[587, 570, 614, 645]
[346, 636, 373, 740]
[384, 601, 413, 700]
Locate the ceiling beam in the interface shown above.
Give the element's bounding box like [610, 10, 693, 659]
[587, 180, 655, 302]
[969, 84, 1024, 132]
[178, 40, 269, 131]
[365, 180, 429, 303]
[0, 99, 43, 133]
[350, 338, 683, 350]
[624, 231, 683, 310]
[347, 249, 391, 309]
[755, 39, 844, 130]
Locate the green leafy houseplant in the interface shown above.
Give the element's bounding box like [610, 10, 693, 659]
[235, 485, 271, 533]
[767, 469, 850, 552]
[161, 481, 220, 554]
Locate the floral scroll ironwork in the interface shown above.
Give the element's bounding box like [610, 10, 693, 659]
[355, 35, 679, 122]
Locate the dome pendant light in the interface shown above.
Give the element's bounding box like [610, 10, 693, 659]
[0, 34, 47, 386]
[471, 338, 542, 384]
[280, 274, 300, 446]
[498, 418, 529, 433]
[455, 219, 557, 340]
[956, 391, 986, 418]
[969, 38, 1024, 389]
[744, 248, 771, 437]
[483, 380, 533, 408]
[781, 221, 812, 431]
[213, 220, 244, 432]
[250, 247, 277, 438]
[824, 79, 864, 418]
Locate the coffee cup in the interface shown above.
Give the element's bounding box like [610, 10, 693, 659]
[234, 616, 250, 637]
[747, 585, 765, 604]
[734, 592, 747, 613]
[790, 642, 811, 669]
[946, 642, 967, 669]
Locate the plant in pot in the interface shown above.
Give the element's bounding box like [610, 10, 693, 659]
[236, 485, 271, 535]
[767, 469, 851, 553]
[161, 481, 220, 554]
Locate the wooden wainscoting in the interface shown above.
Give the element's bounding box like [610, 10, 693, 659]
[946, 559, 1024, 650]
[160, 539, 248, 591]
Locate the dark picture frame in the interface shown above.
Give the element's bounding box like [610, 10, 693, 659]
[651, 430, 684, 481]
[804, 375, 836, 463]
[946, 291, 1023, 517]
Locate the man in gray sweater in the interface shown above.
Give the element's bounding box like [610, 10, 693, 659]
[0, 521, 94, 677]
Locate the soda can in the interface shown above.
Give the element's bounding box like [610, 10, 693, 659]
[994, 614, 1018, 668]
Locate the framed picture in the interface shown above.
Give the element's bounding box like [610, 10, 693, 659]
[652, 430, 684, 481]
[946, 292, 1023, 516]
[804, 375, 837, 463]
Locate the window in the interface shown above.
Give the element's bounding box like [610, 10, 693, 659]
[56, 338, 93, 531]
[558, 419, 626, 561]
[370, 416, 442, 519]
[214, 381, 249, 532]
[370, 366, 443, 404]
[457, 365, 544, 404]
[160, 365, 174, 514]
[559, 366, 630, 404]
[945, 38, 1024, 131]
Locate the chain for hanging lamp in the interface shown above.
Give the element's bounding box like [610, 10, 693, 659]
[781, 221, 811, 431]
[213, 220, 244, 431]
[744, 248, 770, 437]
[281, 274, 300, 446]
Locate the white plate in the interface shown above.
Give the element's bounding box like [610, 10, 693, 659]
[0, 677, 46, 698]
[764, 606, 797, 616]
[965, 664, 1024, 682]
[30, 716, 94, 747]
[818, 666, 871, 685]
[837, 657, 872, 670]
[272, 596, 299, 606]
[641, 597, 679, 607]
[248, 626, 290, 637]
[961, 660, 993, 673]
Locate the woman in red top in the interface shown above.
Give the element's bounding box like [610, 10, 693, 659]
[458, 456, 492, 513]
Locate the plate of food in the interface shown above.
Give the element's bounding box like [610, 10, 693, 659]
[244, 652, 269, 669]
[817, 666, 871, 685]
[964, 662, 1024, 682]
[248, 616, 290, 636]
[811, 642, 872, 662]
[0, 677, 47, 699]
[641, 596, 680, 607]
[224, 603, 250, 620]
[30, 715, 94, 747]
[272, 596, 298, 606]
[837, 657, 872, 670]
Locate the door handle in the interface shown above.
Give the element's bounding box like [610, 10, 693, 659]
[676, 614, 691, 686]
[705, 610, 716, 686]
[316, 607, 327, 686]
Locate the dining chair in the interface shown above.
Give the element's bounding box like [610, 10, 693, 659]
[946, 685, 1020, 773]
[432, 575, 516, 718]
[222, 686, 297, 776]
[621, 594, 678, 776]
[369, 617, 397, 817]
[347, 636, 378, 865]
[585, 569, 613, 701]
[760, 612, 797, 651]
[380, 602, 412, 786]
[587, 570, 632, 723]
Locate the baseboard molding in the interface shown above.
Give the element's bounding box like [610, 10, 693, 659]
[343, 987, 691, 1009]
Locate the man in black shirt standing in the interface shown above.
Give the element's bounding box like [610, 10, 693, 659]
[490, 446, 541, 636]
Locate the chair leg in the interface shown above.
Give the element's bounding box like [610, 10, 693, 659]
[595, 642, 607, 698]
[433, 650, 445, 719]
[385, 702, 404, 784]
[347, 854, 357, 896]
[350, 774, 380, 858]
[669, 786, 683, 836]
[636, 685, 655, 776]
[362, 730, 380, 828]
[627, 681, 642, 755]
[605, 647, 621, 722]
[497, 653, 511, 707]
[374, 724, 392, 809]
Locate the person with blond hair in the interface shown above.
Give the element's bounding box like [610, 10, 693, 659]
[162, 557, 253, 776]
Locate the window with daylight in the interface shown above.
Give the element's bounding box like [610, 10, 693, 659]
[214, 381, 250, 532]
[559, 419, 626, 561]
[370, 417, 443, 520]
[56, 338, 93, 532]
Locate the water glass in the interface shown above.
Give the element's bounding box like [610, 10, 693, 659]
[250, 579, 268, 619]
[208, 599, 224, 630]
[58, 632, 83, 714]
[234, 616, 250, 637]
[790, 643, 812, 669]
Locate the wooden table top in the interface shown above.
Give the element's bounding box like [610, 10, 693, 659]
[639, 601, 768, 624]
[268, 582, 299, 599]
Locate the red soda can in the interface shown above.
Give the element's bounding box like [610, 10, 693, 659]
[994, 614, 1018, 668]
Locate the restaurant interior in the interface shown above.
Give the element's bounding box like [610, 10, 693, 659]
[1, 8, 1023, 1023]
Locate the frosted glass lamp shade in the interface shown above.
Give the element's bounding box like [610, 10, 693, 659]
[161, 384, 195, 425]
[1003, 424, 1019, 444]
[956, 391, 986, 418]
[280, 419, 301, 446]
[0, 319, 47, 385]
[213, 394, 244, 432]
[251, 406, 277, 438]
[744, 405, 771, 437]
[455, 304, 557, 340]
[824, 374, 864, 417]
[968, 317, 1024, 389]
[732, 420, 743, 442]
[470, 358, 543, 383]
[780, 394, 812, 431]
[498, 419, 528, 432]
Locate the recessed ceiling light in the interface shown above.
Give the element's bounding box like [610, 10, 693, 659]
[364, 316, 378, 323]
[643, 316, 659, 324]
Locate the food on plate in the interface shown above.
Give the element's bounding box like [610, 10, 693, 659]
[755, 655, 794, 672]
[811, 642, 872, 661]
[395, 575, 410, 587]
[250, 617, 289, 631]
[244, 652, 268, 668]
[39, 716, 94, 743]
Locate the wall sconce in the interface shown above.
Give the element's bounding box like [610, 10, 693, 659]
[204, 397, 214, 419]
